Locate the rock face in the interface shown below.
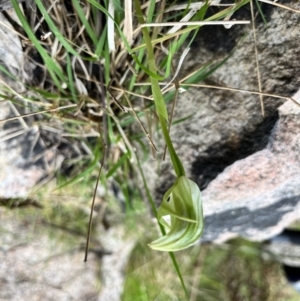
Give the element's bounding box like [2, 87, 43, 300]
[266, 229, 300, 267]
[0, 9, 50, 198]
[0, 206, 137, 301]
[149, 1, 300, 242]
[0, 0, 32, 12]
[173, 0, 300, 190]
[202, 93, 300, 242]
[0, 101, 61, 198]
[0, 208, 101, 301]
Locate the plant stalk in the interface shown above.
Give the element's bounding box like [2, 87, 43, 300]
[134, 0, 185, 178]
[134, 1, 188, 299]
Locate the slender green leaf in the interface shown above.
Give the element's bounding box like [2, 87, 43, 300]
[86, 0, 132, 53]
[0, 64, 18, 81]
[72, 0, 98, 46]
[11, 0, 66, 88]
[106, 152, 129, 178]
[95, 24, 107, 57]
[35, 0, 80, 56]
[132, 54, 165, 80]
[66, 54, 78, 102]
[146, 0, 156, 23]
[255, 0, 268, 26]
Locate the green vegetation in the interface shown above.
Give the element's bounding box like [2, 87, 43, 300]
[123, 238, 300, 301]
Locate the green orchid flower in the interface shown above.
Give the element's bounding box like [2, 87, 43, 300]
[149, 176, 203, 252]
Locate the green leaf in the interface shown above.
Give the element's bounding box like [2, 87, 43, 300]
[106, 153, 129, 179]
[66, 54, 78, 102]
[132, 54, 165, 80]
[11, 0, 66, 88]
[71, 0, 98, 46]
[35, 0, 80, 57]
[86, 0, 132, 54]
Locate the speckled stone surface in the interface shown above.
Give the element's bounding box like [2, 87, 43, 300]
[0, 208, 101, 301]
[201, 91, 300, 242]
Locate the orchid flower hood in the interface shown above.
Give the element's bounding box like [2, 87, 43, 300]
[149, 176, 203, 252]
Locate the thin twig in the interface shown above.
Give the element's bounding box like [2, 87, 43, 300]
[140, 20, 251, 27]
[0, 104, 77, 123]
[84, 141, 107, 262]
[178, 83, 300, 106]
[123, 93, 158, 152]
[163, 59, 181, 160]
[258, 0, 300, 13]
[250, 0, 264, 116]
[108, 106, 137, 163]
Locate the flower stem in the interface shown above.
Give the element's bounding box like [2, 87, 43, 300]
[158, 114, 185, 177]
[134, 0, 185, 177]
